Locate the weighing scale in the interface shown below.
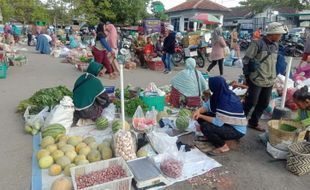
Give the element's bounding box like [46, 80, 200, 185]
[127, 157, 169, 190]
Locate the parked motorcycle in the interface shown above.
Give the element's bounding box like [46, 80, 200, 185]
[239, 38, 251, 51]
[172, 43, 205, 68]
[281, 39, 304, 57]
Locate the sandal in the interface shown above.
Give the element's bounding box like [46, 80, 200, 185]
[248, 124, 266, 132]
[207, 146, 230, 156]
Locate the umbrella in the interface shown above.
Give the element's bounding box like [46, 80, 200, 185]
[191, 13, 221, 25]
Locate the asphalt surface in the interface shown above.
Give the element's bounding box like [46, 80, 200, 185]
[0, 45, 309, 190]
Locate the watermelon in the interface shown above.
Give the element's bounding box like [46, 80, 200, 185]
[178, 108, 192, 118]
[176, 116, 189, 131]
[95, 117, 109, 130]
[112, 119, 130, 133]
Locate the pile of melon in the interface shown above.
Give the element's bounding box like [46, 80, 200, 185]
[37, 135, 113, 177]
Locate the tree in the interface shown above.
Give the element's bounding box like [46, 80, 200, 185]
[151, 1, 168, 21]
[0, 0, 14, 22]
[240, 0, 310, 13]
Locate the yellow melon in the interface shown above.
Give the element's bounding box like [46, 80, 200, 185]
[48, 164, 62, 176]
[36, 149, 50, 160]
[39, 156, 54, 169]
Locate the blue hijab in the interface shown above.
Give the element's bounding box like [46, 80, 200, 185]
[209, 76, 247, 125]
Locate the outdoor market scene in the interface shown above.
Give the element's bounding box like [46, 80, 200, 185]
[1, 0, 310, 190]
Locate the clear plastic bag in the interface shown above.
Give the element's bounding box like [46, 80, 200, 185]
[113, 130, 137, 161]
[159, 154, 184, 178]
[132, 106, 156, 133]
[24, 106, 49, 130]
[147, 130, 178, 154]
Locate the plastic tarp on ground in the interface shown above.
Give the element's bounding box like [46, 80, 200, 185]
[32, 126, 221, 190]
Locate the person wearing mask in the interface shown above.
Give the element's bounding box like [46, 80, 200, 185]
[162, 25, 176, 74]
[253, 27, 262, 41]
[92, 23, 114, 78]
[105, 23, 120, 75]
[193, 76, 247, 155]
[207, 27, 227, 75]
[170, 58, 208, 108]
[73, 61, 110, 124]
[134, 33, 147, 68]
[243, 22, 287, 132]
[298, 32, 310, 68]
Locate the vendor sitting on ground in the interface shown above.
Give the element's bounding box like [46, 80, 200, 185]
[170, 58, 208, 108]
[293, 86, 310, 127]
[73, 61, 110, 124]
[193, 76, 247, 155]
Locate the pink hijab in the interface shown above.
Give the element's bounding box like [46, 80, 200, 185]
[105, 24, 118, 49]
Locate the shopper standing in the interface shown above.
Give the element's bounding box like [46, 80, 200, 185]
[162, 25, 176, 74]
[207, 27, 226, 75]
[243, 22, 287, 131]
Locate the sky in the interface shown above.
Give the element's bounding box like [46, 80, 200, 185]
[162, 0, 243, 9]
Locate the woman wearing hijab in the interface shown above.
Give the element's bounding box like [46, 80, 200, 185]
[170, 58, 208, 108]
[92, 23, 114, 78]
[207, 27, 227, 75]
[193, 76, 247, 155]
[105, 23, 120, 75]
[73, 61, 110, 124]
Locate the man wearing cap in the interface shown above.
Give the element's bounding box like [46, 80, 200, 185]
[243, 22, 287, 132]
[162, 25, 176, 74]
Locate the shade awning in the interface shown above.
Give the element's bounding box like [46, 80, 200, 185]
[191, 13, 221, 25]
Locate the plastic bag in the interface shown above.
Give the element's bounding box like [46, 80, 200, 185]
[159, 154, 184, 178]
[132, 106, 156, 132]
[43, 96, 74, 133]
[144, 82, 166, 96]
[101, 103, 116, 122]
[147, 130, 178, 154]
[113, 130, 137, 161]
[24, 106, 49, 130]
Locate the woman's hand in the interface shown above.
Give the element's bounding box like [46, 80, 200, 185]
[192, 110, 201, 120]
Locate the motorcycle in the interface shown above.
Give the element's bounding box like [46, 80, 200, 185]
[172, 43, 205, 68]
[239, 38, 251, 51]
[283, 42, 304, 57]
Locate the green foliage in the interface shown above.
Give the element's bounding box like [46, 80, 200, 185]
[151, 1, 168, 21]
[240, 0, 310, 13]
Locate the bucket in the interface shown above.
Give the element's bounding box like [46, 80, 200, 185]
[0, 63, 8, 79]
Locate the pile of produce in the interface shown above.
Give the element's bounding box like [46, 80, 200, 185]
[24, 121, 41, 136]
[17, 86, 72, 114]
[114, 85, 147, 117]
[160, 157, 183, 178]
[114, 131, 137, 161]
[37, 135, 113, 177]
[76, 165, 127, 189]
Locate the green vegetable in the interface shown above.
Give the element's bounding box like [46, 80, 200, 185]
[17, 86, 72, 114]
[125, 97, 147, 117]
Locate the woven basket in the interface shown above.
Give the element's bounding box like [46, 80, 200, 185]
[267, 120, 307, 151]
[287, 142, 310, 176]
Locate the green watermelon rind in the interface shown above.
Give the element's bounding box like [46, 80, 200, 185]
[95, 117, 109, 130]
[176, 116, 189, 131]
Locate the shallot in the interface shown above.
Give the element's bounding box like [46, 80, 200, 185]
[76, 165, 126, 189]
[160, 158, 183, 178]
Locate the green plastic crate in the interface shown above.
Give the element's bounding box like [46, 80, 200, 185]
[0, 63, 7, 79]
[140, 94, 165, 112]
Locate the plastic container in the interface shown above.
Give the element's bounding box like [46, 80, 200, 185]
[140, 94, 165, 112]
[0, 63, 8, 79]
[105, 86, 115, 94]
[71, 157, 134, 190]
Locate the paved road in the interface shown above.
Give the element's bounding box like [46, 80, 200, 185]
[0, 46, 309, 190]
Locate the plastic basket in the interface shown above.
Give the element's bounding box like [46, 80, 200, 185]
[287, 142, 310, 176]
[0, 63, 8, 79]
[140, 94, 165, 111]
[71, 157, 134, 190]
